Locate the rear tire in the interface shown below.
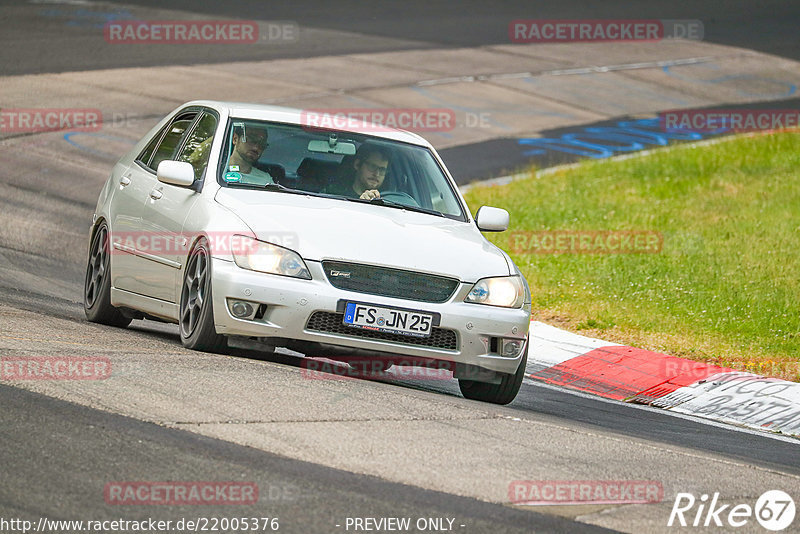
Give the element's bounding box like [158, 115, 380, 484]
[84, 223, 131, 328]
[179, 239, 227, 352]
[458, 342, 527, 405]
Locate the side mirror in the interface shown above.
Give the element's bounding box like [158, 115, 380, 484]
[475, 206, 509, 232]
[157, 160, 195, 187]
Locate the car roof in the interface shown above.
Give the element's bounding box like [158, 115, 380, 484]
[183, 100, 434, 147]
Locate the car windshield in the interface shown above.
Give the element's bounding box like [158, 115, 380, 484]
[218, 119, 467, 220]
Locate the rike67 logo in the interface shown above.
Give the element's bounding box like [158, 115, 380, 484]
[668, 490, 795, 531]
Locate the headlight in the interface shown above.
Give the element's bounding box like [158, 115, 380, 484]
[465, 275, 525, 308]
[232, 235, 311, 279]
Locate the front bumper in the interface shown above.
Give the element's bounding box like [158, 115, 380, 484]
[211, 258, 530, 375]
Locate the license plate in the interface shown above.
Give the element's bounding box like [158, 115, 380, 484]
[343, 302, 433, 338]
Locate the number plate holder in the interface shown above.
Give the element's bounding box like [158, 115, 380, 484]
[340, 301, 438, 338]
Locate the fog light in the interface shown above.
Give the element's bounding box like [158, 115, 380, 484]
[229, 300, 254, 319]
[501, 339, 524, 358]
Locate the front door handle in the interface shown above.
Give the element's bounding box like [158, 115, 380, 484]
[119, 176, 131, 187]
[149, 189, 163, 200]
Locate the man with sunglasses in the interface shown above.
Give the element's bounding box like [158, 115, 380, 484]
[228, 124, 274, 185]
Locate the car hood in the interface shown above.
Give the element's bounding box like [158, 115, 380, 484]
[215, 188, 510, 281]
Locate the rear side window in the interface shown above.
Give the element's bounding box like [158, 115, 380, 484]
[150, 113, 197, 170]
[177, 112, 218, 180]
[137, 124, 167, 167]
[137, 111, 198, 172]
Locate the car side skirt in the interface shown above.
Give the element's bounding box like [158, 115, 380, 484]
[111, 287, 179, 323]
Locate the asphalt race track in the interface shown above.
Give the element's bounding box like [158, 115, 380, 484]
[0, 2, 799, 533]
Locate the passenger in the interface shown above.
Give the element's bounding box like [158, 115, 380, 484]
[227, 124, 274, 185]
[327, 143, 390, 200]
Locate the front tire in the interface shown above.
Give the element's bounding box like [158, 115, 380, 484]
[179, 239, 227, 352]
[458, 342, 527, 405]
[84, 223, 131, 328]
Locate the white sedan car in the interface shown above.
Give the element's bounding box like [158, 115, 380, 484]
[85, 101, 531, 404]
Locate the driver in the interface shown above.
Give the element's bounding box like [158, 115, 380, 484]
[327, 143, 390, 200]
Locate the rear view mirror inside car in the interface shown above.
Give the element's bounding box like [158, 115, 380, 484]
[308, 134, 356, 155]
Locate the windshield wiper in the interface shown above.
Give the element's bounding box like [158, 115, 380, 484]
[226, 181, 309, 196]
[367, 197, 446, 218]
[262, 182, 298, 193]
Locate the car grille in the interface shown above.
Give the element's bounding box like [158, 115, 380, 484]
[306, 312, 458, 351]
[322, 261, 459, 303]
